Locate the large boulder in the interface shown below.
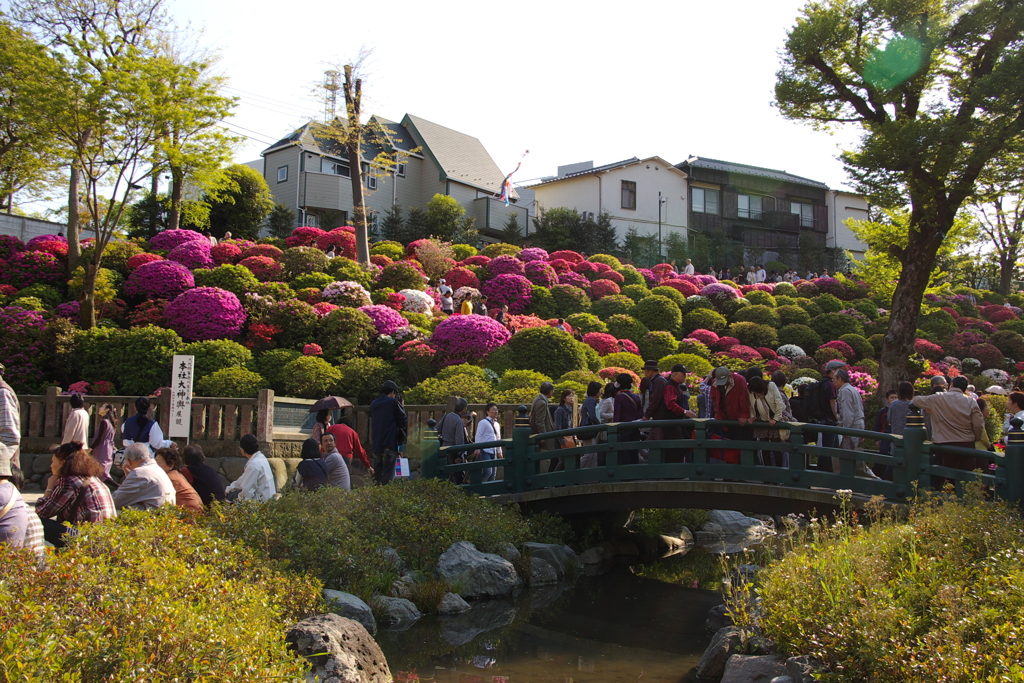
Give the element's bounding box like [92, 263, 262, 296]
[220, 457, 247, 483]
[437, 592, 471, 615]
[323, 590, 377, 635]
[522, 542, 577, 578]
[371, 596, 421, 626]
[721, 654, 788, 683]
[529, 556, 559, 586]
[709, 510, 769, 535]
[286, 613, 391, 683]
[267, 458, 289, 490]
[434, 541, 522, 599]
[438, 599, 518, 646]
[706, 604, 734, 633]
[695, 627, 746, 681]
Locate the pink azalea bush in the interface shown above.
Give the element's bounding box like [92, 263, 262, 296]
[598, 366, 640, 386]
[167, 239, 214, 270]
[303, 343, 323, 356]
[688, 329, 720, 347]
[596, 269, 625, 285]
[819, 340, 856, 361]
[481, 274, 533, 314]
[487, 254, 526, 278]
[149, 229, 206, 251]
[547, 258, 572, 274]
[316, 228, 357, 258]
[124, 260, 195, 300]
[239, 255, 284, 282]
[660, 279, 701, 297]
[583, 332, 620, 356]
[30, 239, 68, 259]
[358, 304, 408, 336]
[164, 287, 246, 341]
[914, 339, 945, 361]
[523, 261, 558, 288]
[701, 282, 741, 306]
[558, 271, 591, 290]
[240, 244, 283, 260]
[429, 314, 511, 366]
[590, 279, 621, 299]
[2, 250, 64, 288]
[443, 267, 480, 291]
[313, 302, 339, 317]
[460, 255, 491, 268]
[211, 242, 242, 265]
[321, 281, 371, 307]
[285, 226, 326, 248]
[516, 247, 548, 262]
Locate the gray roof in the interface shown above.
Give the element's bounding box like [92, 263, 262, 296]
[526, 157, 641, 187]
[261, 116, 416, 162]
[680, 156, 829, 189]
[403, 114, 506, 194]
[371, 116, 418, 154]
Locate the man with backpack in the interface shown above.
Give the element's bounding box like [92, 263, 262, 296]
[804, 360, 845, 473]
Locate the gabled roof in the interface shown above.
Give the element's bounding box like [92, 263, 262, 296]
[403, 114, 506, 194]
[261, 117, 416, 162]
[679, 156, 829, 190]
[370, 116, 419, 154]
[525, 156, 686, 188]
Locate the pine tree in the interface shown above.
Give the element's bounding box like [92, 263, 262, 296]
[500, 212, 524, 245]
[381, 204, 405, 243]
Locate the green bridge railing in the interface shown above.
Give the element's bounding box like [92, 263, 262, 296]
[419, 407, 1024, 507]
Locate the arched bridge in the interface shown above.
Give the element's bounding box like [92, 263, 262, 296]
[420, 409, 1024, 517]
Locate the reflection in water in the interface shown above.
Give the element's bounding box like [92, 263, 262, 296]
[379, 552, 726, 683]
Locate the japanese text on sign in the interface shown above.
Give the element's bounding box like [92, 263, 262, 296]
[169, 355, 195, 438]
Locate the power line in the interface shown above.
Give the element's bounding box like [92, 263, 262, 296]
[224, 121, 279, 141]
[232, 96, 316, 120]
[224, 86, 319, 117]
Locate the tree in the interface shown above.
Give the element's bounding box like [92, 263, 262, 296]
[797, 231, 825, 274]
[380, 204, 406, 243]
[500, 211, 524, 246]
[589, 211, 619, 254]
[125, 191, 168, 238]
[531, 207, 577, 252]
[203, 164, 274, 241]
[775, 0, 1024, 393]
[405, 206, 430, 243]
[973, 149, 1024, 294]
[664, 230, 688, 264]
[266, 202, 295, 239]
[620, 226, 659, 267]
[425, 193, 476, 243]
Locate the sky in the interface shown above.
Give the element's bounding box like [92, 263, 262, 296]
[169, 0, 861, 192]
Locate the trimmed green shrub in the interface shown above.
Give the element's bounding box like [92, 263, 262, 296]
[559, 369, 602, 386]
[868, 334, 885, 354]
[651, 286, 688, 307]
[255, 281, 296, 300]
[990, 330, 1024, 360]
[796, 298, 823, 318]
[744, 290, 776, 307]
[504, 326, 590, 378]
[815, 347, 846, 365]
[17, 283, 63, 309]
[263, 299, 319, 350]
[290, 272, 335, 290]
[566, 313, 608, 335]
[777, 305, 812, 326]
[481, 243, 520, 258]
[791, 368, 822, 381]
[255, 348, 302, 393]
[657, 353, 713, 379]
[450, 244, 478, 260]
[601, 352, 643, 373]
[773, 281, 798, 297]
[280, 246, 328, 279]
[778, 324, 823, 350]
[681, 308, 728, 336]
[327, 257, 375, 289]
[10, 296, 45, 312]
[617, 266, 645, 287]
[838, 333, 874, 360]
[192, 264, 260, 298]
[497, 369, 551, 393]
[998, 319, 1024, 337]
[281, 355, 342, 398]
[370, 240, 406, 260]
[339, 356, 402, 404]
[733, 304, 781, 327]
[377, 261, 426, 291]
[526, 285, 557, 319]
[728, 322, 779, 348]
[720, 297, 750, 317]
[76, 325, 183, 396]
[621, 284, 651, 302]
[182, 339, 254, 378]
[774, 294, 799, 307]
[317, 307, 377, 360]
[195, 366, 268, 398]
[919, 309, 959, 341]
[404, 369, 492, 404]
[850, 299, 880, 320]
[683, 295, 714, 313]
[640, 331, 679, 361]
[592, 294, 634, 320]
[606, 314, 650, 344]
[811, 312, 865, 339]
[550, 284, 591, 317]
[631, 295, 682, 334]
[814, 292, 844, 314]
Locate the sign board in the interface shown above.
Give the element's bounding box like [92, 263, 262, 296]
[169, 355, 195, 438]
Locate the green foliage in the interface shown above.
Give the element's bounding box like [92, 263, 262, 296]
[682, 308, 728, 336]
[631, 295, 682, 334]
[658, 353, 713, 379]
[76, 325, 183, 395]
[182, 339, 253, 378]
[650, 286, 688, 308]
[814, 292, 844, 314]
[68, 267, 120, 304]
[481, 243, 521, 258]
[998, 319, 1024, 337]
[338, 357, 402, 404]
[264, 299, 319, 350]
[450, 243, 477, 260]
[683, 295, 714, 313]
[530, 208, 617, 254]
[255, 281, 295, 300]
[590, 253, 622, 268]
[203, 164, 276, 240]
[918, 309, 959, 342]
[606, 314, 650, 344]
[791, 368, 822, 381]
[17, 284, 62, 310]
[10, 296, 45, 312]
[850, 299, 880, 320]
[255, 349, 302, 393]
[499, 212, 524, 246]
[192, 263, 260, 298]
[778, 324, 823, 351]
[317, 307, 376, 361]
[0, 508, 320, 681]
[497, 369, 551, 393]
[504, 326, 590, 378]
[327, 257, 375, 289]
[640, 331, 679, 361]
[550, 285, 591, 317]
[777, 304, 812, 327]
[732, 304, 781, 327]
[291, 272, 335, 290]
[426, 193, 477, 243]
[744, 290, 776, 307]
[617, 266, 645, 287]
[592, 294, 634, 320]
[811, 312, 865, 339]
[773, 281, 798, 297]
[280, 246, 328, 279]
[565, 313, 607, 335]
[281, 356, 342, 398]
[728, 322, 779, 349]
[526, 285, 557, 319]
[266, 203, 296, 239]
[405, 367, 491, 405]
[377, 261, 425, 291]
[370, 240, 406, 260]
[621, 284, 651, 302]
[838, 333, 874, 360]
[631, 508, 711, 537]
[195, 366, 267, 398]
[601, 352, 643, 373]
[991, 331, 1024, 361]
[796, 298, 823, 318]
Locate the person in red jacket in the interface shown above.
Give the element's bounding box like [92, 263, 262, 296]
[326, 417, 375, 479]
[709, 367, 751, 464]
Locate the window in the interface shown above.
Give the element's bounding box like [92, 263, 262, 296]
[790, 201, 814, 228]
[277, 166, 288, 183]
[738, 194, 763, 219]
[366, 174, 377, 190]
[692, 187, 719, 214]
[321, 159, 350, 177]
[369, 211, 380, 237]
[305, 214, 319, 228]
[396, 162, 406, 177]
[621, 180, 636, 210]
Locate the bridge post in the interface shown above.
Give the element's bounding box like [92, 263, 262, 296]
[693, 420, 707, 466]
[1005, 418, 1024, 508]
[511, 406, 530, 493]
[420, 419, 439, 480]
[903, 405, 927, 497]
[787, 424, 808, 487]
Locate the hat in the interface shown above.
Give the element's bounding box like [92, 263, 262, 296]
[986, 385, 1009, 395]
[642, 359, 660, 371]
[713, 367, 732, 386]
[439, 278, 446, 283]
[824, 360, 847, 372]
[671, 364, 688, 374]
[380, 380, 399, 393]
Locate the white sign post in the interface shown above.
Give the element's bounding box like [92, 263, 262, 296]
[169, 355, 195, 439]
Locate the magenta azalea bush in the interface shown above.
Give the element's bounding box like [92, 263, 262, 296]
[523, 260, 558, 288]
[481, 274, 533, 313]
[558, 270, 591, 290]
[517, 247, 549, 262]
[487, 254, 526, 278]
[167, 239, 214, 270]
[689, 329, 720, 347]
[149, 229, 206, 251]
[358, 304, 408, 336]
[165, 287, 246, 341]
[124, 260, 195, 300]
[429, 314, 511, 366]
[701, 282, 740, 305]
[0, 306, 47, 391]
[2, 250, 64, 288]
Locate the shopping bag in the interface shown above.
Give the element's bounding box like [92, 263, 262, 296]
[394, 457, 411, 478]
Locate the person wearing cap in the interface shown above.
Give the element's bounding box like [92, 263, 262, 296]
[641, 360, 665, 419]
[0, 362, 21, 488]
[709, 367, 750, 463]
[438, 278, 453, 298]
[369, 380, 407, 485]
[912, 375, 985, 485]
[648, 364, 696, 462]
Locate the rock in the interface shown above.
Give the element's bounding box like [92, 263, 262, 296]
[709, 510, 768, 535]
[32, 454, 51, 474]
[734, 564, 762, 582]
[706, 604, 734, 632]
[267, 457, 289, 490]
[437, 592, 471, 615]
[529, 556, 558, 586]
[286, 613, 391, 683]
[434, 541, 522, 599]
[204, 457, 222, 474]
[499, 543, 521, 563]
[634, 533, 660, 555]
[695, 521, 725, 543]
[694, 627, 745, 681]
[371, 596, 421, 625]
[529, 581, 567, 610]
[220, 457, 247, 483]
[381, 547, 405, 572]
[578, 546, 605, 565]
[438, 599, 517, 646]
[390, 574, 417, 600]
[675, 526, 695, 544]
[771, 677, 795, 683]
[785, 655, 824, 683]
[282, 457, 301, 482]
[522, 542, 574, 577]
[323, 590, 377, 635]
[656, 534, 690, 552]
[721, 654, 788, 683]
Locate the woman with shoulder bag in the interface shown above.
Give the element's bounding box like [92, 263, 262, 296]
[551, 390, 576, 472]
[612, 374, 644, 465]
[474, 403, 502, 482]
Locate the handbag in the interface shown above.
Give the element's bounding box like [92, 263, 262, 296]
[558, 436, 576, 449]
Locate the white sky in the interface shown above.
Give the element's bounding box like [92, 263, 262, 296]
[173, 0, 858, 190]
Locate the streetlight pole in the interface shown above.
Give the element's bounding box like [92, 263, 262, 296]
[658, 191, 663, 260]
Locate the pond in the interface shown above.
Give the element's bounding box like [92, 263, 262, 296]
[377, 546, 738, 683]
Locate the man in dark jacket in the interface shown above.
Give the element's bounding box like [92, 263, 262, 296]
[648, 363, 696, 462]
[369, 380, 407, 485]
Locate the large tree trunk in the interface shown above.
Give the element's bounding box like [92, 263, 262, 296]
[167, 166, 183, 232]
[348, 139, 370, 264]
[998, 254, 1015, 296]
[67, 163, 81, 273]
[78, 260, 98, 329]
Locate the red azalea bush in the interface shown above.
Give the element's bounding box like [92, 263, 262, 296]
[164, 287, 247, 341]
[461, 255, 491, 268]
[940, 306, 960, 319]
[619, 338, 640, 355]
[727, 345, 763, 362]
[959, 317, 997, 335]
[583, 332, 620, 356]
[572, 261, 602, 280]
[549, 250, 584, 264]
[285, 226, 326, 248]
[124, 260, 195, 300]
[598, 366, 640, 387]
[523, 261, 558, 288]
[481, 274, 533, 314]
[92, 380, 116, 395]
[30, 239, 68, 259]
[383, 292, 406, 311]
[244, 322, 281, 352]
[795, 281, 819, 297]
[688, 329, 720, 347]
[487, 254, 526, 278]
[240, 244, 283, 260]
[969, 342, 1005, 370]
[508, 314, 548, 333]
[239, 256, 284, 282]
[984, 307, 1017, 324]
[757, 347, 778, 360]
[316, 228, 356, 258]
[430, 314, 511, 366]
[370, 254, 393, 268]
[652, 263, 675, 278]
[714, 336, 741, 351]
[211, 242, 242, 265]
[2, 250, 64, 288]
[25, 234, 65, 249]
[547, 258, 572, 274]
[167, 239, 214, 270]
[127, 253, 164, 270]
[358, 304, 409, 336]
[819, 340, 856, 361]
[302, 343, 323, 356]
[127, 299, 169, 327]
[149, 229, 206, 251]
[590, 279, 621, 299]
[949, 331, 988, 357]
[405, 238, 433, 257]
[558, 271, 591, 290]
[814, 277, 845, 298]
[443, 267, 480, 291]
[660, 279, 701, 297]
[914, 338, 945, 361]
[313, 302, 339, 317]
[595, 270, 625, 285]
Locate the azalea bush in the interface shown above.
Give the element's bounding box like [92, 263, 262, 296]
[165, 287, 246, 341]
[430, 314, 511, 366]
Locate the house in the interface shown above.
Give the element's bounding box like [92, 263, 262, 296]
[527, 157, 689, 248]
[675, 156, 868, 267]
[258, 114, 528, 241]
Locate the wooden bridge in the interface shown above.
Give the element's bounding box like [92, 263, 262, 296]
[420, 408, 1024, 516]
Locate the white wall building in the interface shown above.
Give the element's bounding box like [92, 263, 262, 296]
[528, 156, 688, 245]
[826, 190, 870, 261]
